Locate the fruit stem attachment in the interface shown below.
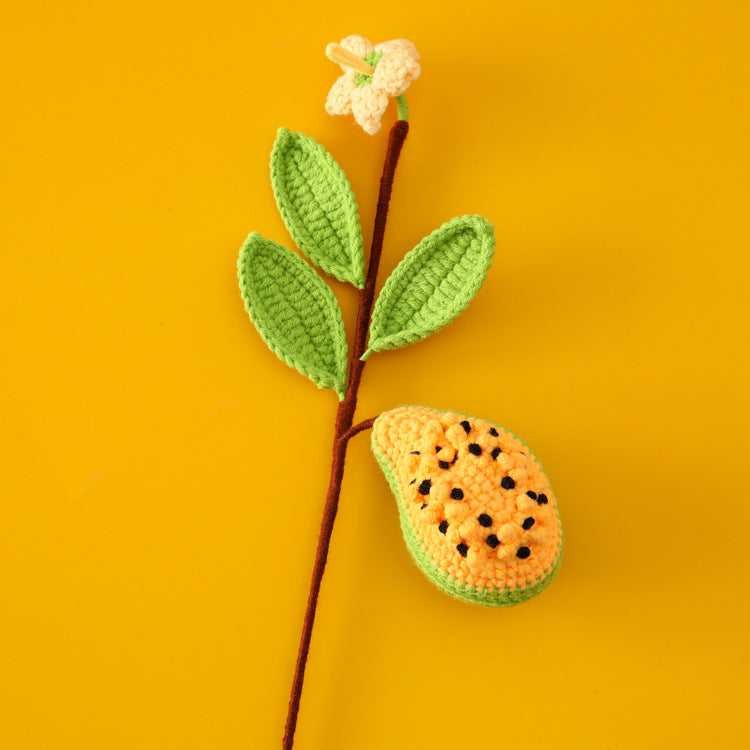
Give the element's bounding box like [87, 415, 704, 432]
[282, 120, 409, 750]
[340, 417, 377, 443]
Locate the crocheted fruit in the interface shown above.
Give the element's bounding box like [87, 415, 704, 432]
[372, 406, 563, 607]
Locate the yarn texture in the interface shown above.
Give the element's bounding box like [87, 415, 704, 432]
[237, 233, 348, 398]
[372, 406, 563, 606]
[231, 35, 552, 750]
[271, 128, 365, 288]
[325, 35, 421, 135]
[363, 215, 495, 359]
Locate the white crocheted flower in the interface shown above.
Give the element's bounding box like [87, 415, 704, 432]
[325, 35, 421, 135]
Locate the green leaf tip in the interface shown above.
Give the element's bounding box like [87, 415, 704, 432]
[270, 128, 365, 289]
[365, 215, 495, 357]
[237, 232, 348, 399]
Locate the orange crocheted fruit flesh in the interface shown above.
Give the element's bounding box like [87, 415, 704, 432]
[372, 406, 563, 606]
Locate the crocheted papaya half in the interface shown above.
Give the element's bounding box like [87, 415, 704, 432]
[372, 406, 563, 607]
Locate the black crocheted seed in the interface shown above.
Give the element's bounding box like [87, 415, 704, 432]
[489, 427, 499, 437]
[501, 476, 516, 490]
[438, 460, 451, 469]
[516, 546, 531, 559]
[537, 493, 549, 505]
[460, 420, 471, 434]
[486, 534, 500, 548]
[526, 490, 537, 499]
[420, 503, 428, 509]
[410, 479, 416, 485]
[456, 543, 469, 558]
[468, 443, 482, 456]
[491, 447, 501, 460]
[522, 517, 535, 530]
[450, 488, 464, 500]
[419, 479, 432, 495]
[435, 446, 442, 453]
[478, 513, 492, 527]
[409, 450, 420, 455]
[439, 520, 449, 534]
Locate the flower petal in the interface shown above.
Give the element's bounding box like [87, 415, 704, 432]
[371, 48, 421, 97]
[350, 85, 389, 135]
[340, 35, 374, 59]
[374, 39, 420, 59]
[325, 71, 356, 115]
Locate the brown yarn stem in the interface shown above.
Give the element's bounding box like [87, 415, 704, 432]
[282, 120, 409, 750]
[340, 417, 376, 443]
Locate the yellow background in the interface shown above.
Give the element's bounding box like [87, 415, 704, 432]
[2, 1, 749, 747]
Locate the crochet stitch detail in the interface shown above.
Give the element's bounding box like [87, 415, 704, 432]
[372, 406, 563, 606]
[354, 50, 384, 87]
[237, 233, 349, 399]
[271, 128, 365, 288]
[325, 35, 421, 135]
[364, 215, 495, 359]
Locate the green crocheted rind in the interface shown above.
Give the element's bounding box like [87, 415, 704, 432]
[371, 408, 563, 607]
[270, 128, 365, 289]
[237, 232, 348, 399]
[363, 215, 495, 359]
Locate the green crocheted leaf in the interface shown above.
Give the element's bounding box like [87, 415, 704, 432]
[270, 128, 365, 289]
[363, 215, 495, 359]
[237, 233, 348, 399]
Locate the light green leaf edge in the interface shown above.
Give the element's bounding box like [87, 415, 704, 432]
[237, 232, 348, 399]
[270, 128, 365, 289]
[363, 215, 495, 359]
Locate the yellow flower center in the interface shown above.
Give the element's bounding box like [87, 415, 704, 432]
[325, 43, 375, 75]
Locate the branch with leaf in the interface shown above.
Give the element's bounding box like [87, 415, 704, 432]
[235, 35, 563, 750]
